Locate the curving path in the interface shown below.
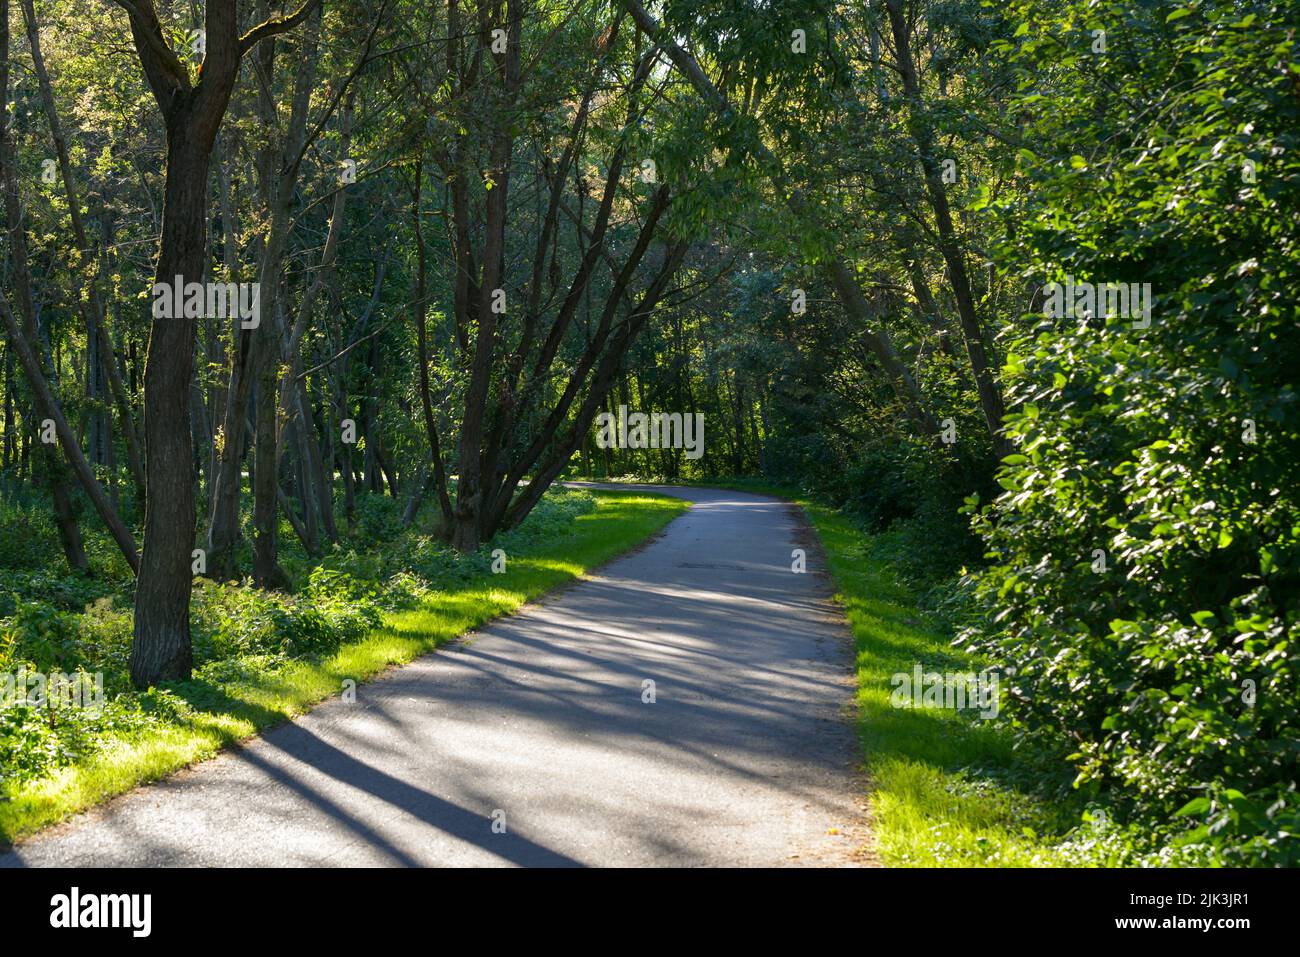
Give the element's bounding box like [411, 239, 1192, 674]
[2, 485, 866, 867]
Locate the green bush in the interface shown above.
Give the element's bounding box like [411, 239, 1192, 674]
[352, 492, 404, 542]
[1, 602, 81, 673]
[0, 570, 117, 614]
[0, 596, 153, 789]
[0, 499, 57, 571]
[0, 696, 158, 789]
[191, 575, 382, 664]
[967, 0, 1300, 864]
[498, 487, 597, 549]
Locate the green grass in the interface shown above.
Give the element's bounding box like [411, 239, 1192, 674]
[0, 489, 687, 846]
[799, 499, 1092, 866]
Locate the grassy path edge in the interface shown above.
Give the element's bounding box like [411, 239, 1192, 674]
[0, 490, 688, 848]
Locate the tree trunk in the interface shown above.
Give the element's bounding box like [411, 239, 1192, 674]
[252, 342, 291, 589]
[450, 0, 522, 552]
[121, 0, 312, 685]
[884, 0, 1010, 458]
[410, 159, 455, 527]
[130, 127, 209, 686]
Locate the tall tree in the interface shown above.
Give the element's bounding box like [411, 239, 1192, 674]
[112, 0, 322, 687]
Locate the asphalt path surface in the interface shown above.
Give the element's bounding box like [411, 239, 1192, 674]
[2, 484, 866, 867]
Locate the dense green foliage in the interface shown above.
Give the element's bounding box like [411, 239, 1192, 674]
[800, 489, 1219, 866]
[1, 0, 1295, 864]
[959, 0, 1300, 865]
[0, 487, 595, 792]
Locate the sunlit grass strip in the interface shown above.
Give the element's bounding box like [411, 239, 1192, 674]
[802, 501, 1079, 867]
[0, 490, 687, 846]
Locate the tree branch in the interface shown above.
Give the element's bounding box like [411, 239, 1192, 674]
[108, 0, 191, 102]
[239, 0, 326, 56]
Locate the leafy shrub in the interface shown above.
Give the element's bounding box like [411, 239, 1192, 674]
[305, 565, 378, 605]
[1, 602, 81, 673]
[378, 570, 434, 609]
[316, 548, 385, 588]
[191, 577, 382, 664]
[497, 487, 597, 549]
[352, 492, 404, 542]
[389, 535, 491, 588]
[0, 690, 159, 789]
[72, 599, 135, 684]
[0, 499, 58, 571]
[0, 569, 117, 614]
[967, 0, 1300, 863]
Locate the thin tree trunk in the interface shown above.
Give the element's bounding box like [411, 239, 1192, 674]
[451, 0, 522, 551]
[409, 159, 455, 527]
[0, 1, 99, 573]
[884, 0, 1010, 457]
[21, 0, 146, 502]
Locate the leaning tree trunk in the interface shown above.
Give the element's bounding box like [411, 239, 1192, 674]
[450, 0, 521, 552]
[0, 0, 90, 573]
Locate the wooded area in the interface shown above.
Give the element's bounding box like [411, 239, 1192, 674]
[1, 0, 1296, 865]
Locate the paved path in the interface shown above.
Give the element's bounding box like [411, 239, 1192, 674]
[3, 485, 866, 867]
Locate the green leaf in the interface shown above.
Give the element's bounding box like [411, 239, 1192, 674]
[1175, 797, 1211, 817]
